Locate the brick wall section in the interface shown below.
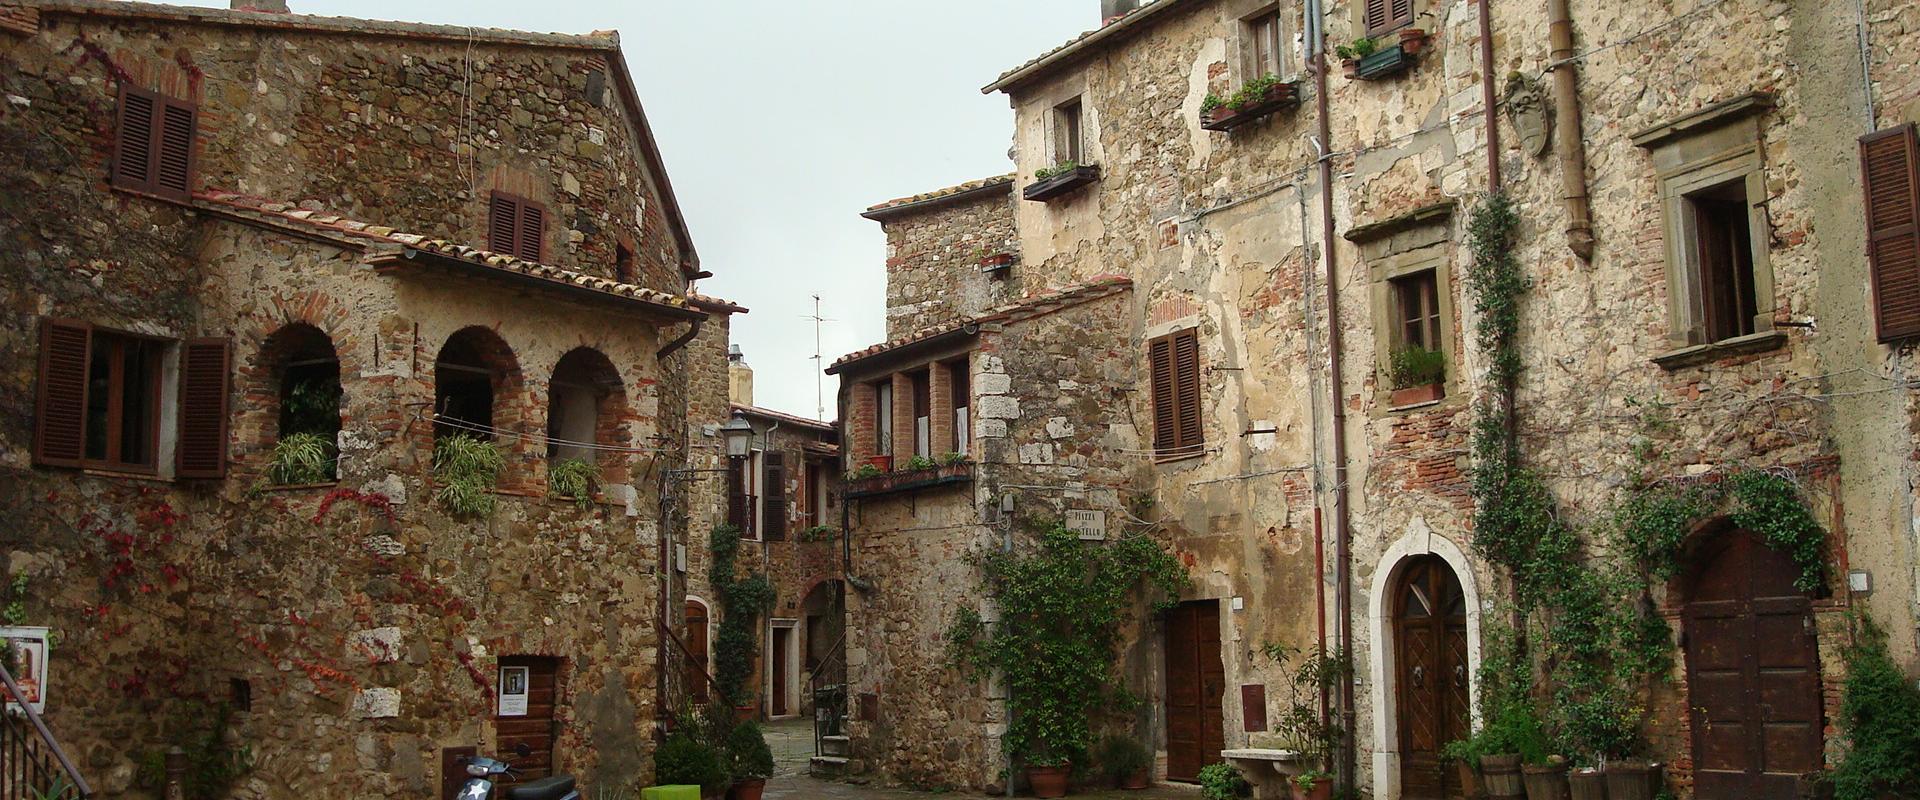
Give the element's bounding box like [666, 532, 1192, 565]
[878, 186, 1020, 339]
[928, 361, 955, 458]
[848, 380, 877, 465]
[890, 372, 915, 465]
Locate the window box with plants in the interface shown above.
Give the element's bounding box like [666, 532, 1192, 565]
[1388, 344, 1446, 407]
[975, 247, 1017, 273]
[1023, 161, 1101, 202]
[844, 452, 974, 498]
[1338, 30, 1427, 81]
[1201, 73, 1303, 132]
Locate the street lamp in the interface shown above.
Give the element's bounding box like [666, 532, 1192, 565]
[720, 412, 754, 458]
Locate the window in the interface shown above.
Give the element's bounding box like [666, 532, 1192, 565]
[1685, 180, 1760, 343]
[804, 460, 831, 528]
[487, 192, 548, 262]
[112, 84, 196, 202]
[1148, 328, 1203, 460]
[874, 380, 894, 458]
[1053, 98, 1084, 166]
[434, 327, 519, 442]
[614, 241, 635, 284]
[1362, 0, 1414, 36]
[910, 369, 931, 458]
[1390, 270, 1441, 352]
[265, 324, 341, 483]
[1860, 124, 1920, 342]
[34, 320, 230, 477]
[762, 451, 788, 541]
[1245, 9, 1285, 79]
[949, 361, 970, 456]
[547, 348, 621, 467]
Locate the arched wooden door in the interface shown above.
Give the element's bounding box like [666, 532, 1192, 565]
[1395, 556, 1470, 799]
[685, 600, 710, 704]
[1684, 528, 1822, 799]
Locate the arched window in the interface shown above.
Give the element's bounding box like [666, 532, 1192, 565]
[261, 324, 340, 483]
[547, 348, 622, 463]
[434, 327, 519, 442]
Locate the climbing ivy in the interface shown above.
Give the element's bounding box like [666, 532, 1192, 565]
[708, 524, 775, 708]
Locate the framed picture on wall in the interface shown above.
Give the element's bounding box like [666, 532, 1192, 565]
[1, 626, 50, 714]
[497, 665, 529, 717]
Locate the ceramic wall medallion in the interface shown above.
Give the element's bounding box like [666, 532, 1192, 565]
[1505, 74, 1552, 158]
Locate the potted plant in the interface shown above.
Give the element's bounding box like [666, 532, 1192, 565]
[1601, 761, 1663, 800]
[1202, 73, 1303, 131]
[1398, 27, 1429, 55]
[1026, 757, 1073, 798]
[1338, 34, 1419, 80]
[1522, 755, 1570, 800]
[1389, 344, 1446, 406]
[1198, 763, 1251, 800]
[1334, 36, 1379, 78]
[1096, 734, 1152, 789]
[904, 454, 937, 472]
[1261, 643, 1350, 800]
[655, 731, 731, 799]
[725, 722, 774, 800]
[849, 463, 883, 480]
[1566, 765, 1605, 800]
[1025, 161, 1102, 202]
[546, 456, 599, 510]
[865, 453, 892, 472]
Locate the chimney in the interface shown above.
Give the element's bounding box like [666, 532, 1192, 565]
[1101, 0, 1139, 24]
[231, 0, 289, 12]
[727, 345, 754, 407]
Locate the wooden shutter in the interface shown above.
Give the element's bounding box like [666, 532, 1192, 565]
[154, 101, 196, 200]
[1172, 328, 1203, 457]
[517, 201, 546, 261]
[1862, 124, 1920, 342]
[177, 338, 231, 479]
[33, 319, 91, 468]
[1149, 335, 1176, 454]
[726, 458, 747, 531]
[1364, 0, 1412, 35]
[112, 86, 195, 201]
[762, 452, 787, 541]
[112, 86, 155, 192]
[489, 193, 522, 256]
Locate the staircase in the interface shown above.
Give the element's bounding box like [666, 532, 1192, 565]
[809, 733, 851, 778]
[1, 660, 91, 799]
[805, 632, 851, 778]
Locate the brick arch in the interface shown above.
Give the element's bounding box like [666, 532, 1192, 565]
[545, 346, 633, 488]
[432, 325, 532, 490]
[235, 321, 346, 481]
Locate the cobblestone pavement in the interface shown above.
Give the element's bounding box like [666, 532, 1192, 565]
[758, 717, 1199, 800]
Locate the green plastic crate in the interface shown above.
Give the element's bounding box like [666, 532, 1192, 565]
[641, 786, 701, 800]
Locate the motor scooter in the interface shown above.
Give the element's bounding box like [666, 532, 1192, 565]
[456, 745, 581, 800]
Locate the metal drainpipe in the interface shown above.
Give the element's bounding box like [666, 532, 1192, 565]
[1480, 0, 1502, 191]
[1305, 0, 1357, 790]
[1548, 0, 1596, 260]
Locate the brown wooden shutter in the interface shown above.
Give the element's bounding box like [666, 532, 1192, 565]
[1862, 124, 1920, 342]
[177, 338, 231, 479]
[1389, 0, 1414, 29]
[113, 86, 155, 192]
[1363, 0, 1411, 35]
[726, 458, 748, 531]
[154, 100, 196, 201]
[489, 193, 522, 256]
[33, 319, 91, 468]
[762, 452, 787, 541]
[1172, 328, 1203, 457]
[517, 202, 546, 262]
[1149, 335, 1176, 454]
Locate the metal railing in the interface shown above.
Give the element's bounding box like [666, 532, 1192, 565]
[0, 661, 90, 800]
[805, 631, 848, 758]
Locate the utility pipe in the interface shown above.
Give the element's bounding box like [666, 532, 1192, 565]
[1305, 0, 1356, 790]
[1479, 0, 1502, 190]
[1548, 0, 1596, 260]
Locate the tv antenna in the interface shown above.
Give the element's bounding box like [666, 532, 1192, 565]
[803, 295, 835, 421]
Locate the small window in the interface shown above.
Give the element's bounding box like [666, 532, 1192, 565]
[910, 369, 931, 458]
[547, 348, 620, 468]
[1390, 269, 1442, 352]
[435, 328, 517, 442]
[84, 331, 165, 469]
[614, 242, 635, 284]
[949, 360, 970, 457]
[1053, 98, 1085, 166]
[805, 460, 831, 528]
[874, 380, 894, 458]
[1362, 0, 1414, 36]
[34, 320, 229, 476]
[762, 451, 787, 541]
[1148, 328, 1203, 461]
[1246, 10, 1285, 79]
[267, 324, 342, 483]
[112, 85, 196, 202]
[1684, 180, 1760, 343]
[487, 192, 547, 262]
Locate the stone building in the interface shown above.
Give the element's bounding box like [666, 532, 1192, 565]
[834, 0, 1920, 798]
[0, 1, 740, 796]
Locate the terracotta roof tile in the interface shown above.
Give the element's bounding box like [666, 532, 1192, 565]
[194, 190, 694, 313]
[688, 293, 749, 314]
[863, 174, 1014, 217]
[982, 0, 1186, 94]
[828, 274, 1132, 372]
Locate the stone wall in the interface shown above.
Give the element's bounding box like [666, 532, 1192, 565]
[876, 182, 1021, 338]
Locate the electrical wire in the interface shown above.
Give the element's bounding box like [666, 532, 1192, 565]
[416, 409, 682, 455]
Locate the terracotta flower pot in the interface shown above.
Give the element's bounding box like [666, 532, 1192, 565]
[1342, 59, 1360, 79]
[728, 779, 767, 800]
[1293, 778, 1334, 800]
[1602, 762, 1662, 800]
[1391, 382, 1445, 407]
[1522, 761, 1569, 800]
[1481, 754, 1525, 800]
[1567, 768, 1606, 800]
[1121, 768, 1150, 789]
[733, 703, 757, 722]
[866, 454, 892, 472]
[1027, 765, 1071, 798]
[1399, 28, 1428, 55]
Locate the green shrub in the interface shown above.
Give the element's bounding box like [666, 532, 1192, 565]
[653, 733, 730, 792]
[1201, 93, 1226, 114]
[904, 454, 937, 471]
[433, 435, 504, 518]
[546, 457, 599, 509]
[1334, 37, 1380, 60]
[1832, 615, 1920, 800]
[1095, 734, 1151, 783]
[849, 464, 882, 479]
[938, 451, 970, 466]
[1197, 763, 1250, 800]
[1443, 625, 1550, 766]
[1388, 345, 1446, 390]
[268, 431, 335, 485]
[726, 722, 775, 781]
[1036, 161, 1081, 181]
[1226, 73, 1288, 110]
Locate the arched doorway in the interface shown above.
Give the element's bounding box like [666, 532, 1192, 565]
[1683, 526, 1821, 799]
[1394, 555, 1470, 799]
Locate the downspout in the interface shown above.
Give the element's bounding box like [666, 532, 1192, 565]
[1305, 0, 1356, 790]
[654, 316, 702, 732]
[1479, 0, 1502, 190]
[1548, 0, 1596, 260]
[657, 317, 704, 360]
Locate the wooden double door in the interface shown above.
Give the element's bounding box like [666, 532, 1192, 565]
[1684, 528, 1822, 799]
[1164, 600, 1226, 782]
[1395, 556, 1470, 800]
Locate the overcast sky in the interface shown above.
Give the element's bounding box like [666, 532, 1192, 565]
[153, 0, 1098, 421]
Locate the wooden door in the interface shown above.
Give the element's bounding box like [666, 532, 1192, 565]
[1164, 600, 1226, 782]
[685, 600, 711, 704]
[1684, 528, 1822, 799]
[1395, 556, 1470, 800]
[495, 656, 560, 783]
[772, 626, 792, 716]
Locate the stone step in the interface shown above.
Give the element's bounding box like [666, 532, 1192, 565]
[809, 755, 849, 778]
[820, 735, 851, 756]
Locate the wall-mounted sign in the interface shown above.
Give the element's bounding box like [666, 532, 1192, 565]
[1066, 509, 1106, 540]
[497, 666, 529, 717]
[1, 626, 50, 714]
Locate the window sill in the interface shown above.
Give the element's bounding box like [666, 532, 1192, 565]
[111, 185, 196, 210]
[1022, 165, 1101, 202]
[1651, 330, 1788, 370]
[258, 481, 341, 492]
[1152, 450, 1207, 466]
[81, 467, 170, 483]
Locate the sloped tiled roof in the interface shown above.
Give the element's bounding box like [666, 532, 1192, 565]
[861, 174, 1014, 221]
[195, 190, 698, 317]
[982, 0, 1191, 94]
[732, 403, 836, 434]
[828, 274, 1133, 374]
[689, 293, 749, 314]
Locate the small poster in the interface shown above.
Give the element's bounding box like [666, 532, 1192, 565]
[1, 626, 50, 714]
[497, 666, 529, 717]
[1066, 509, 1107, 541]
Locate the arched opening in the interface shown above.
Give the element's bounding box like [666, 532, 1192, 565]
[1680, 523, 1821, 799]
[260, 323, 340, 483]
[1367, 524, 1484, 800]
[434, 327, 519, 442]
[547, 347, 625, 466]
[800, 579, 846, 717]
[1392, 555, 1470, 800]
[684, 597, 712, 705]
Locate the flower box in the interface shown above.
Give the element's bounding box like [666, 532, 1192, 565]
[1023, 164, 1101, 202]
[1389, 382, 1444, 407]
[1349, 42, 1418, 81]
[844, 460, 975, 498]
[980, 252, 1016, 272]
[1202, 80, 1303, 131]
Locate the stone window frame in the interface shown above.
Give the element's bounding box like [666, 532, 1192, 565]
[1027, 76, 1098, 173]
[1368, 246, 1458, 409]
[1632, 93, 1786, 368]
[1222, 0, 1299, 84]
[1142, 315, 1207, 464]
[1052, 96, 1086, 167]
